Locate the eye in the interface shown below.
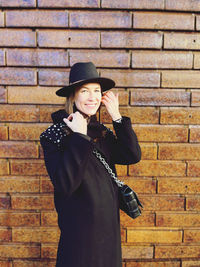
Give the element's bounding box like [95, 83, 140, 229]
[95, 89, 101, 93]
[81, 89, 88, 93]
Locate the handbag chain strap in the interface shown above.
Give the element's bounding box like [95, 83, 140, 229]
[93, 149, 124, 188]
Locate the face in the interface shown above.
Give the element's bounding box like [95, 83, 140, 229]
[74, 83, 102, 116]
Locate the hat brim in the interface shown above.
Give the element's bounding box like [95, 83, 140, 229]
[56, 77, 115, 97]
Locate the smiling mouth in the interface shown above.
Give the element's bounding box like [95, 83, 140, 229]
[85, 104, 97, 107]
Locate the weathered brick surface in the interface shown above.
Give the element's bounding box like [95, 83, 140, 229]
[7, 49, 69, 67]
[164, 33, 200, 50]
[191, 90, 200, 106]
[134, 12, 194, 30]
[101, 31, 162, 48]
[1, 2, 200, 265]
[6, 11, 68, 28]
[131, 89, 190, 106]
[0, 0, 36, 7]
[156, 213, 200, 227]
[0, 105, 39, 122]
[102, 0, 164, 9]
[38, 0, 99, 8]
[70, 11, 131, 28]
[132, 51, 193, 69]
[166, 0, 200, 11]
[38, 30, 100, 48]
[8, 86, 65, 104]
[0, 68, 37, 85]
[0, 29, 36, 47]
[69, 50, 130, 68]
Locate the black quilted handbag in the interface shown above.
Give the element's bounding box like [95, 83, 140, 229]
[93, 149, 143, 219]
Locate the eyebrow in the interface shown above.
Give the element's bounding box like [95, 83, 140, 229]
[81, 86, 101, 89]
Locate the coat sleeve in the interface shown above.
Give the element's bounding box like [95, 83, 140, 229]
[40, 132, 93, 197]
[106, 116, 141, 165]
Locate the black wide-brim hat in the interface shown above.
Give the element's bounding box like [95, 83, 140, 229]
[56, 62, 115, 97]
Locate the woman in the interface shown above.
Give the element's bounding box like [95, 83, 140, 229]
[40, 62, 141, 267]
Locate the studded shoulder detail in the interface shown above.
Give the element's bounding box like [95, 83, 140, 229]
[40, 122, 71, 147]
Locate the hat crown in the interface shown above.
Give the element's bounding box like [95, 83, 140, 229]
[69, 62, 99, 84]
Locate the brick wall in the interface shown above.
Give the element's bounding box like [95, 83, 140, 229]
[0, 0, 200, 266]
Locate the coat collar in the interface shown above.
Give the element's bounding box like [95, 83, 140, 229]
[51, 109, 107, 140]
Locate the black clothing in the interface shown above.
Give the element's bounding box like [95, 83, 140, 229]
[40, 109, 141, 267]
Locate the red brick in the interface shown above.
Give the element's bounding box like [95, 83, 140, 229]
[9, 123, 50, 141]
[156, 212, 200, 227]
[0, 244, 40, 258]
[0, 126, 8, 140]
[102, 0, 164, 9]
[0, 160, 9, 175]
[10, 159, 47, 176]
[134, 12, 194, 30]
[0, 50, 5, 66]
[70, 11, 131, 28]
[122, 245, 153, 259]
[0, 176, 39, 193]
[187, 161, 200, 177]
[38, 0, 99, 7]
[6, 11, 68, 27]
[0, 87, 7, 103]
[0, 141, 38, 158]
[130, 160, 186, 177]
[159, 144, 200, 160]
[116, 165, 127, 176]
[184, 230, 200, 243]
[140, 143, 157, 160]
[12, 194, 54, 210]
[40, 177, 54, 193]
[132, 51, 193, 69]
[158, 178, 200, 194]
[38, 30, 100, 48]
[0, 261, 11, 267]
[13, 227, 60, 243]
[164, 33, 200, 50]
[182, 261, 200, 267]
[39, 105, 63, 122]
[100, 106, 159, 124]
[0, 105, 39, 122]
[7, 49, 68, 67]
[101, 69, 160, 87]
[0, 195, 11, 209]
[133, 125, 188, 142]
[0, 29, 36, 47]
[69, 50, 130, 68]
[0, 0, 36, 7]
[166, 0, 200, 11]
[13, 260, 56, 267]
[0, 228, 11, 242]
[41, 211, 58, 226]
[0, 68, 36, 86]
[190, 126, 200, 142]
[127, 229, 182, 243]
[162, 70, 200, 88]
[191, 90, 200, 106]
[8, 86, 65, 104]
[41, 244, 57, 259]
[186, 197, 200, 211]
[142, 195, 184, 211]
[126, 262, 180, 267]
[131, 89, 190, 106]
[38, 69, 69, 86]
[120, 211, 155, 227]
[161, 107, 200, 125]
[101, 31, 162, 49]
[0, 211, 40, 226]
[155, 245, 200, 259]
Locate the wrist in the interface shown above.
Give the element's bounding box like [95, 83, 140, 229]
[111, 113, 122, 121]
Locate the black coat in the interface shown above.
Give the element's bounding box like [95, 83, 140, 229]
[40, 109, 141, 267]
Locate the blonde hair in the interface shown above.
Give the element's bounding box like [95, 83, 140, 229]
[64, 92, 75, 114]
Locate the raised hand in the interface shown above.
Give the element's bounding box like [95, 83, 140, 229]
[101, 91, 122, 121]
[63, 111, 87, 135]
